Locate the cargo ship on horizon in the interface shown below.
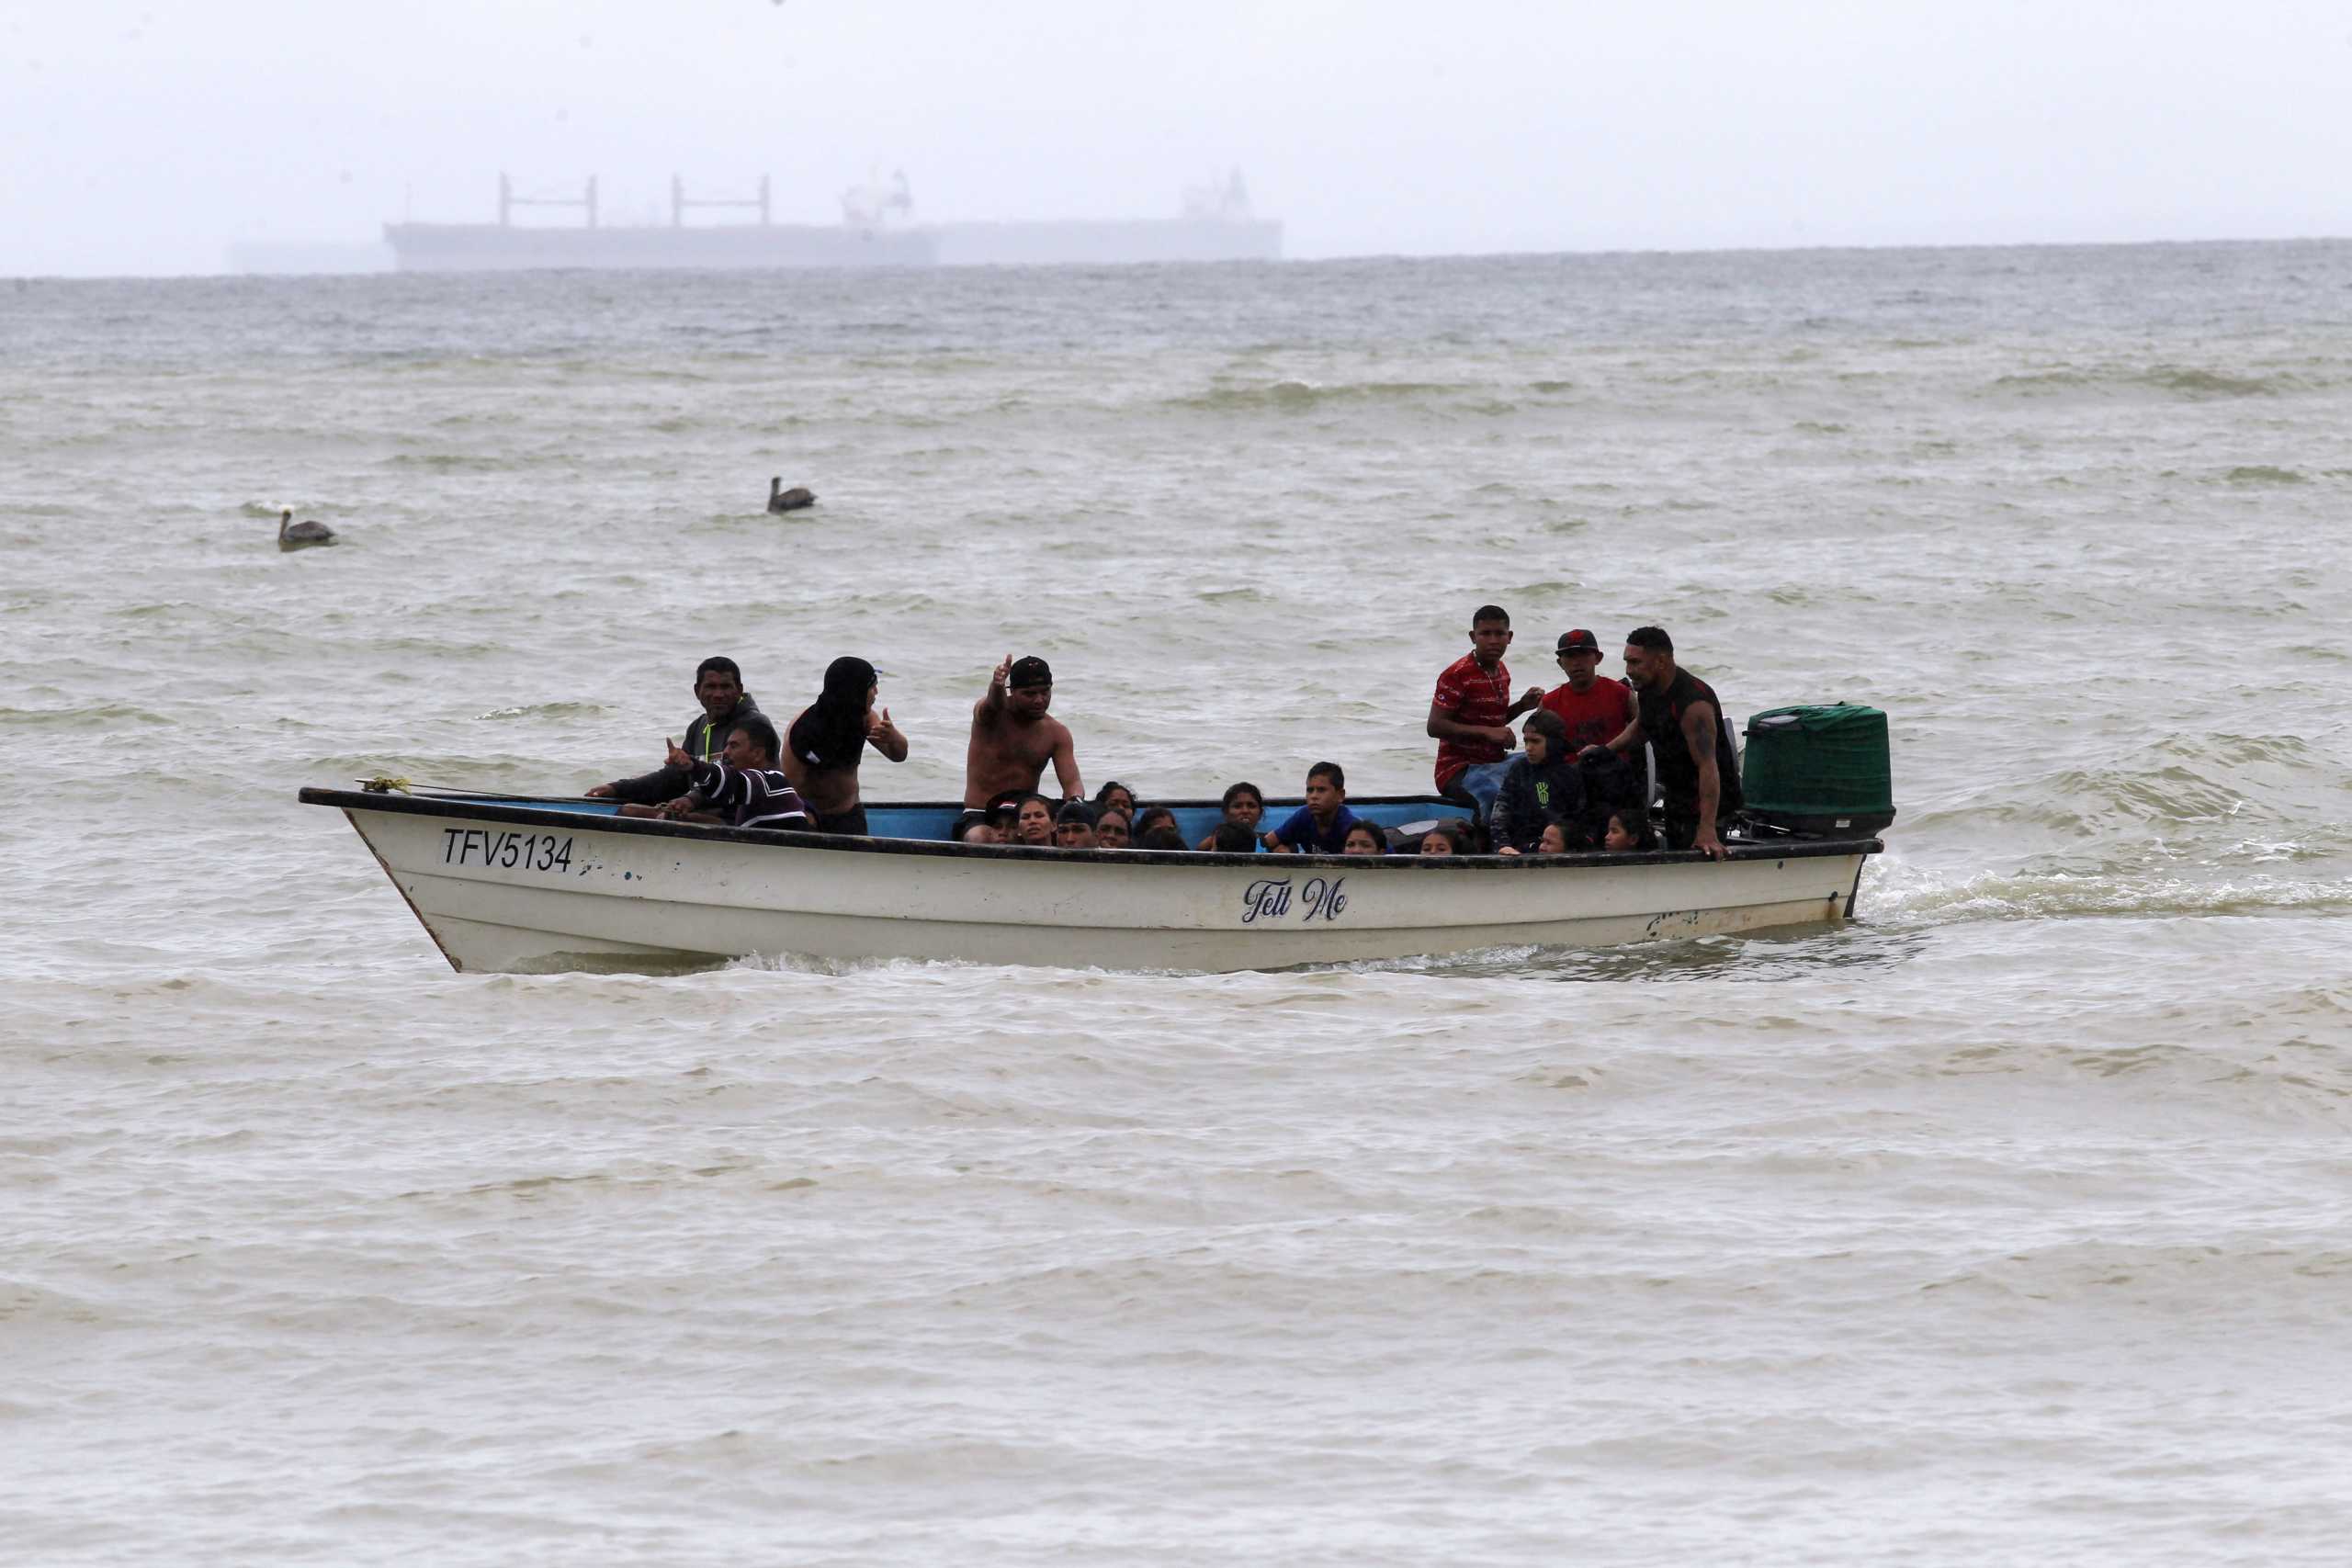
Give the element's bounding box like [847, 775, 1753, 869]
[377, 168, 1282, 273]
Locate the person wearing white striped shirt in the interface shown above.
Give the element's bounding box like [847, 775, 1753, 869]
[654, 716, 812, 832]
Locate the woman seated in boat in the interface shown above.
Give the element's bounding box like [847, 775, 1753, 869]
[1195, 781, 1265, 851]
[1008, 793, 1057, 847]
[1093, 781, 1139, 819]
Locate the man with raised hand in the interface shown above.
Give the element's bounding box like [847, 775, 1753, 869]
[1605, 626, 1744, 861]
[964, 653, 1082, 808]
[659, 717, 812, 833]
[589, 656, 762, 805]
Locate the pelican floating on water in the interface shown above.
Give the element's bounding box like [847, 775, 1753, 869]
[277, 509, 339, 550]
[767, 479, 816, 513]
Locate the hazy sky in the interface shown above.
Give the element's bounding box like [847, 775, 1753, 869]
[6, 0, 2348, 275]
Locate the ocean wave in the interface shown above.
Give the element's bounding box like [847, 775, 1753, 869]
[1912, 733, 2346, 840]
[1918, 1240, 2352, 1304]
[381, 453, 522, 472]
[1166, 379, 1476, 413]
[1986, 364, 2310, 400]
[0, 1279, 112, 1327]
[2145, 367, 2293, 397]
[0, 701, 179, 728]
[476, 702, 615, 720]
[1868, 862, 2352, 923]
[2222, 465, 2309, 485]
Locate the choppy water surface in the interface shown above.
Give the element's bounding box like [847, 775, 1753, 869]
[5, 244, 2349, 1564]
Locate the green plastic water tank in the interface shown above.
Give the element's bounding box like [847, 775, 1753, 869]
[1741, 704, 1895, 837]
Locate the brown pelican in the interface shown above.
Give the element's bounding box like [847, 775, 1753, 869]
[278, 509, 339, 550]
[767, 478, 816, 513]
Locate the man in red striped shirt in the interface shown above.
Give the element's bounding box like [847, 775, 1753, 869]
[1426, 604, 1545, 816]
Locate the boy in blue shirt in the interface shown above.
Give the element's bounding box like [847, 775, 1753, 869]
[1265, 761, 1363, 854]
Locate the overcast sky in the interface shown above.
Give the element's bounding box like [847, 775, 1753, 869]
[6, 0, 2348, 276]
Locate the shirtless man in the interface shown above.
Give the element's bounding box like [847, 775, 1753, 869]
[963, 653, 1080, 807]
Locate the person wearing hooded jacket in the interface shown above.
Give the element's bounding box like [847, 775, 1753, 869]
[589, 656, 762, 806]
[1491, 709, 1588, 854]
[781, 655, 908, 835]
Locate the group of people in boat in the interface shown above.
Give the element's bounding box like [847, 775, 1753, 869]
[582, 605, 1743, 860]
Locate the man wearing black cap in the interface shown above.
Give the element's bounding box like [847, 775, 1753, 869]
[1051, 799, 1099, 850]
[1538, 628, 1637, 755]
[963, 652, 1082, 808]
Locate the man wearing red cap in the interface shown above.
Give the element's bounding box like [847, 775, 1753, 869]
[1538, 628, 1637, 755]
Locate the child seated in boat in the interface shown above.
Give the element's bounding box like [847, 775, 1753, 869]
[1341, 821, 1387, 856]
[1491, 710, 1585, 854]
[1264, 762, 1363, 854]
[1535, 820, 1571, 854]
[1195, 781, 1265, 851]
[1419, 823, 1466, 855]
[1602, 809, 1654, 852]
[1209, 822, 1260, 853]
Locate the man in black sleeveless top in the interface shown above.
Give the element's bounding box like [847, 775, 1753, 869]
[1604, 626, 1743, 860]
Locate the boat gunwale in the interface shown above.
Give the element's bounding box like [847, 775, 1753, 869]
[299, 786, 1883, 873]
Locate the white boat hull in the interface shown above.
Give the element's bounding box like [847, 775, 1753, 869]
[306, 790, 1877, 975]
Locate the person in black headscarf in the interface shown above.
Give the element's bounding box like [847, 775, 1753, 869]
[781, 656, 907, 835]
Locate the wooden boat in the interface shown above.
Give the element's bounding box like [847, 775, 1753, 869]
[300, 787, 1882, 975]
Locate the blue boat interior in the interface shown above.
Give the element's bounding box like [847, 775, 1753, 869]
[436, 795, 1472, 845]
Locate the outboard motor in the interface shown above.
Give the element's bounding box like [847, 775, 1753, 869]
[1740, 704, 1896, 838]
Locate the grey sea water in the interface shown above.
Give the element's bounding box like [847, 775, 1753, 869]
[4, 243, 2350, 1564]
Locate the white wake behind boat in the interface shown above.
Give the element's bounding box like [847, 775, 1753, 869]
[301, 787, 1882, 975]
